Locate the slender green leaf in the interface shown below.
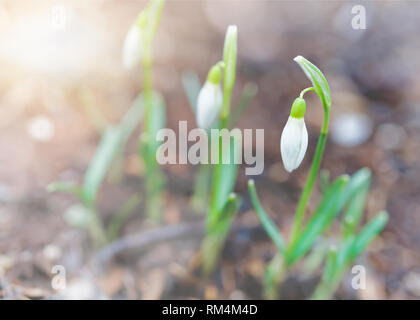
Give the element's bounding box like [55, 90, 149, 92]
[322, 246, 338, 284]
[150, 92, 166, 135]
[208, 133, 240, 226]
[119, 93, 145, 144]
[294, 55, 331, 108]
[47, 182, 82, 199]
[330, 212, 388, 284]
[202, 193, 241, 274]
[337, 168, 371, 215]
[147, 92, 166, 149]
[80, 92, 147, 208]
[223, 25, 237, 93]
[229, 82, 258, 127]
[139, 91, 166, 222]
[341, 186, 369, 238]
[350, 211, 388, 260]
[216, 193, 241, 231]
[140, 92, 166, 166]
[335, 235, 356, 272]
[147, 0, 165, 38]
[314, 212, 388, 299]
[190, 163, 212, 212]
[82, 126, 123, 207]
[107, 94, 145, 183]
[107, 193, 141, 241]
[311, 246, 341, 300]
[301, 239, 328, 276]
[248, 179, 285, 253]
[263, 253, 286, 300]
[286, 175, 349, 265]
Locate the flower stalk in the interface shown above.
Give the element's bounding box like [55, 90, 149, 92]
[135, 0, 166, 222]
[287, 86, 330, 251]
[220, 25, 237, 130]
[201, 25, 239, 274]
[249, 56, 387, 300]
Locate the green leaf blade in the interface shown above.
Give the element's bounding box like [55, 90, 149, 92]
[322, 246, 338, 284]
[350, 211, 388, 260]
[202, 193, 241, 275]
[338, 168, 371, 214]
[47, 182, 82, 199]
[248, 179, 286, 253]
[82, 126, 123, 207]
[294, 55, 331, 109]
[208, 133, 240, 226]
[229, 82, 258, 127]
[286, 175, 349, 265]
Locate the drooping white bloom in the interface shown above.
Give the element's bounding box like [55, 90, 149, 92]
[280, 116, 308, 172]
[122, 24, 142, 70]
[196, 82, 222, 129]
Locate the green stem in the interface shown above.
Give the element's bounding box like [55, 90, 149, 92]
[202, 26, 237, 274]
[142, 0, 165, 134]
[191, 146, 212, 213]
[263, 89, 331, 298]
[264, 254, 286, 299]
[88, 206, 108, 248]
[142, 45, 153, 132]
[219, 89, 231, 130]
[287, 90, 330, 256]
[140, 18, 164, 222]
[311, 270, 343, 300]
[208, 62, 234, 219]
[299, 87, 315, 99]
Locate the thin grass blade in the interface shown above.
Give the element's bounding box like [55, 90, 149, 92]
[248, 179, 285, 253]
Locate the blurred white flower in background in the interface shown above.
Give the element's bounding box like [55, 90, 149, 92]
[196, 82, 223, 129]
[43, 244, 62, 261]
[196, 65, 223, 130]
[331, 113, 373, 147]
[27, 115, 55, 142]
[122, 24, 142, 70]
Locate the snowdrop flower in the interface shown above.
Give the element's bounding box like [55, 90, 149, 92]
[281, 97, 308, 172]
[196, 64, 223, 130]
[122, 23, 143, 70]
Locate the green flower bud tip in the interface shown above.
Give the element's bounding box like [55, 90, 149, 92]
[136, 11, 148, 30]
[290, 97, 306, 119]
[207, 64, 222, 85]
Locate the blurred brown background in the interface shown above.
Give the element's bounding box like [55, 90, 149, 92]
[1, 0, 420, 299]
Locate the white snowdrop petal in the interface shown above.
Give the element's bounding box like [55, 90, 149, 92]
[122, 25, 142, 70]
[295, 121, 308, 169]
[280, 117, 307, 172]
[281, 119, 300, 172]
[196, 82, 222, 130]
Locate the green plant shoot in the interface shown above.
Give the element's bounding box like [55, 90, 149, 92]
[248, 56, 388, 299]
